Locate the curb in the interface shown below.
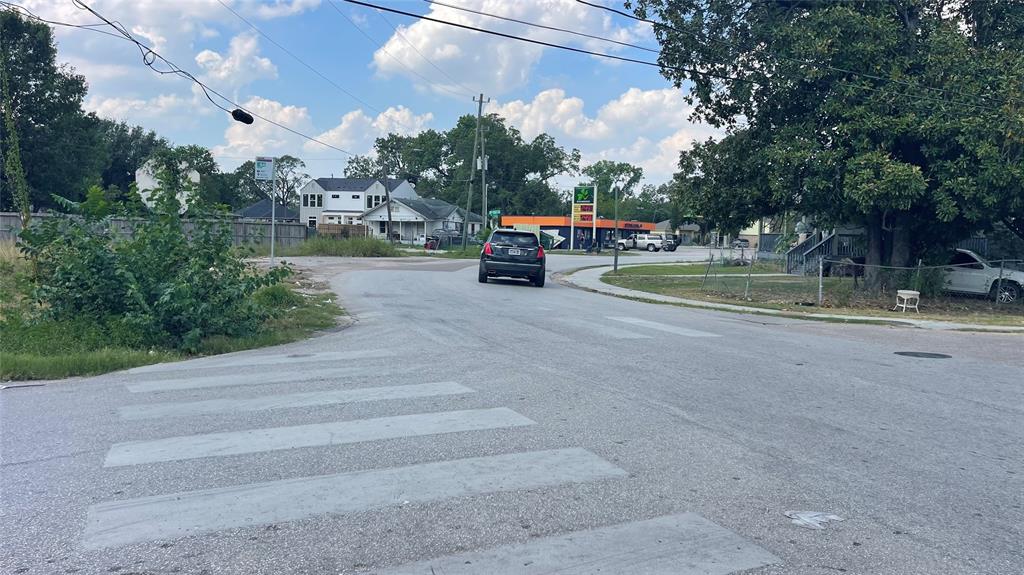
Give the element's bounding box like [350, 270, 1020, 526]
[556, 265, 1024, 333]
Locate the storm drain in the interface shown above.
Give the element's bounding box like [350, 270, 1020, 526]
[894, 351, 952, 359]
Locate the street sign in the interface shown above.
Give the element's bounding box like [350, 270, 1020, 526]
[255, 157, 275, 181]
[488, 209, 501, 218]
[573, 185, 595, 204]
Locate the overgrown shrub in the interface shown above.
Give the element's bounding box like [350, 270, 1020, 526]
[16, 189, 289, 351]
[292, 237, 401, 257]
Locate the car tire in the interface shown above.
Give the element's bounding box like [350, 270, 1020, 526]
[532, 268, 546, 287]
[990, 281, 1020, 304]
[647, 244, 656, 252]
[478, 264, 488, 283]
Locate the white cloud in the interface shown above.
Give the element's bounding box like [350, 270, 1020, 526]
[493, 86, 697, 141]
[214, 96, 315, 158]
[252, 0, 322, 20]
[371, 0, 651, 96]
[195, 33, 277, 91]
[307, 106, 434, 155]
[85, 94, 191, 120]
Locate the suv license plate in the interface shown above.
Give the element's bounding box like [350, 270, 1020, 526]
[508, 249, 522, 255]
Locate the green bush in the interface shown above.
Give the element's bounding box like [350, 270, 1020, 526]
[292, 237, 401, 257]
[15, 190, 290, 352]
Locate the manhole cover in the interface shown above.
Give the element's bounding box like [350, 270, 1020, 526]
[894, 351, 952, 359]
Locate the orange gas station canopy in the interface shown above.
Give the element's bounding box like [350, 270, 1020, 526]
[499, 216, 655, 231]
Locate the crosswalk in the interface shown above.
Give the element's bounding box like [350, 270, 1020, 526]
[84, 322, 776, 572]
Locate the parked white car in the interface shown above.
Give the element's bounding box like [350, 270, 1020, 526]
[944, 249, 1022, 303]
[619, 233, 665, 252]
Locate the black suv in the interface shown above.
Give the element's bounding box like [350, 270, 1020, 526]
[478, 229, 546, 287]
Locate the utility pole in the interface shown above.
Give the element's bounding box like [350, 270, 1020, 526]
[380, 163, 394, 244]
[480, 127, 488, 231]
[474, 93, 490, 233]
[461, 94, 485, 250]
[613, 184, 620, 272]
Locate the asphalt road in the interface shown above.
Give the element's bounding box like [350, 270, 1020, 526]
[2, 250, 1022, 574]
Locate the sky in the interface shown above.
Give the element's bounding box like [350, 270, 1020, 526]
[23, 0, 721, 186]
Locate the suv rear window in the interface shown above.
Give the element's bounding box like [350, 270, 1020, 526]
[490, 232, 538, 247]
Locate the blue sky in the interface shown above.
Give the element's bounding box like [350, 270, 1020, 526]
[27, 0, 719, 185]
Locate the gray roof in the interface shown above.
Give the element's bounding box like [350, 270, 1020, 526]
[315, 177, 407, 192]
[235, 198, 298, 221]
[385, 197, 483, 223]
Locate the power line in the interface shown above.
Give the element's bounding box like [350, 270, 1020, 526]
[215, 0, 382, 114]
[66, 0, 355, 157]
[423, 0, 660, 54]
[0, 1, 130, 41]
[341, 0, 1010, 115]
[326, 0, 473, 100]
[376, 8, 480, 96]
[574, 0, 1019, 109]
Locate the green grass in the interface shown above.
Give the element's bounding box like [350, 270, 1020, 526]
[1, 349, 181, 381]
[601, 272, 1024, 326]
[0, 278, 345, 381]
[245, 237, 403, 258]
[612, 262, 784, 276]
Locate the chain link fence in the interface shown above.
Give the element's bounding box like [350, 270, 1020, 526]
[690, 251, 1024, 320]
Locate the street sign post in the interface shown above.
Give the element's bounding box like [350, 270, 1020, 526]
[255, 157, 277, 265]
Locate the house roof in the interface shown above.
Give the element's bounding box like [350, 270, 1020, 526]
[235, 198, 298, 220]
[314, 177, 407, 192]
[362, 196, 483, 223]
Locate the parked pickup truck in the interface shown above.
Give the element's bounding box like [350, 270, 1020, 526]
[944, 249, 1022, 303]
[618, 233, 665, 252]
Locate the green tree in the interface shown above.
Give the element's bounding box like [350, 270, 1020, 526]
[581, 160, 643, 219]
[98, 119, 168, 196]
[638, 0, 1024, 284]
[0, 9, 106, 210]
[231, 155, 307, 208]
[1, 45, 30, 226]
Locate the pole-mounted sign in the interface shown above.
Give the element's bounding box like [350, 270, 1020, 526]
[571, 184, 596, 250]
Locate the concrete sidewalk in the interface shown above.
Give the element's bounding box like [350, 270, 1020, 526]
[559, 264, 1024, 332]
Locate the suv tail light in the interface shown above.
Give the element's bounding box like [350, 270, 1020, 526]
[536, 245, 545, 259]
[483, 242, 493, 255]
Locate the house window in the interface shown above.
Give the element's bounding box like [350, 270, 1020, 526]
[331, 194, 340, 199]
[366, 195, 373, 209]
[378, 221, 387, 233]
[307, 217, 317, 228]
[352, 194, 360, 200]
[302, 194, 308, 207]
[317, 194, 324, 207]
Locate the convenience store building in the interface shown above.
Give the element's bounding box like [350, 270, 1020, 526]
[499, 216, 656, 249]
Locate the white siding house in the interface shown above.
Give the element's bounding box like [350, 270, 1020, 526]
[361, 197, 483, 243]
[299, 178, 419, 229]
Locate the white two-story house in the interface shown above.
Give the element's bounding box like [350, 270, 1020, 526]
[298, 177, 418, 228]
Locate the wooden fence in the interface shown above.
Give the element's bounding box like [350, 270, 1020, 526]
[0, 212, 308, 247]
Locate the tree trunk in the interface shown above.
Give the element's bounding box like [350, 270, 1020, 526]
[889, 221, 912, 269]
[864, 211, 884, 290]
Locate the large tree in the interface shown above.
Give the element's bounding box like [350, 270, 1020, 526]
[581, 160, 644, 218]
[231, 155, 308, 208]
[98, 119, 168, 197]
[637, 0, 1024, 280]
[342, 115, 579, 216]
[0, 9, 107, 210]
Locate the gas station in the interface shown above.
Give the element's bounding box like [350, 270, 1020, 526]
[498, 215, 656, 250]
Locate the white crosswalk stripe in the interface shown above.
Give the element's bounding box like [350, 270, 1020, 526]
[105, 407, 535, 467]
[607, 316, 721, 338]
[83, 448, 626, 549]
[125, 364, 422, 393]
[119, 381, 473, 419]
[556, 317, 652, 339]
[126, 348, 395, 375]
[377, 512, 778, 575]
